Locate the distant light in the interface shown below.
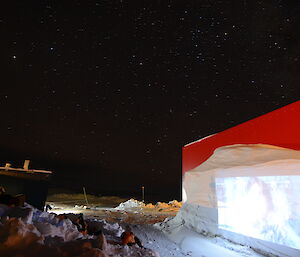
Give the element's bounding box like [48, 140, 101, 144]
[13, 55, 17, 59]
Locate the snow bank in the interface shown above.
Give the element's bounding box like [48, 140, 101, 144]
[190, 144, 300, 173]
[115, 199, 145, 210]
[115, 199, 182, 212]
[167, 203, 300, 257]
[181, 144, 300, 257]
[156, 218, 263, 257]
[0, 203, 159, 257]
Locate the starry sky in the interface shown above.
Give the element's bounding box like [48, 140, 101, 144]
[1, 1, 300, 201]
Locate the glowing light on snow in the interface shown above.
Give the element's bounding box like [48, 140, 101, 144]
[49, 208, 84, 215]
[216, 175, 300, 249]
[182, 187, 187, 203]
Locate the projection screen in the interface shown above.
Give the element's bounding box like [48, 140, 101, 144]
[216, 174, 300, 249]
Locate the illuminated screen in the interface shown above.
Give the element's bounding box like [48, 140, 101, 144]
[216, 175, 300, 249]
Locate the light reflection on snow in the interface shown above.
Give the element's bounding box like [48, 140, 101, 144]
[182, 188, 187, 203]
[49, 208, 85, 215]
[216, 175, 300, 249]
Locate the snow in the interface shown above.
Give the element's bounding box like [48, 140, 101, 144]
[115, 198, 182, 213]
[189, 144, 300, 174]
[0, 196, 269, 257]
[155, 206, 267, 257]
[182, 144, 300, 257]
[115, 199, 145, 210]
[0, 203, 159, 257]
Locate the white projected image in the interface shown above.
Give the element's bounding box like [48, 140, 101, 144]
[216, 176, 300, 249]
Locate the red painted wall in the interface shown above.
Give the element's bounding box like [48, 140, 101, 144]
[183, 101, 300, 173]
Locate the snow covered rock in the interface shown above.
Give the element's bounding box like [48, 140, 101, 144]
[0, 203, 160, 257]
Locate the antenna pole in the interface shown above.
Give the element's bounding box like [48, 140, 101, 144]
[142, 186, 145, 203]
[83, 186, 89, 206]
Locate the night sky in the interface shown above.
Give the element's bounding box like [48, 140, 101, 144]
[2, 1, 300, 201]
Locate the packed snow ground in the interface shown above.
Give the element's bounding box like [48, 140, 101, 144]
[49, 196, 267, 257]
[0, 196, 267, 257]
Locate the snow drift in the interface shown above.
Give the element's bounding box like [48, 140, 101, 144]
[115, 199, 182, 212]
[0, 203, 159, 257]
